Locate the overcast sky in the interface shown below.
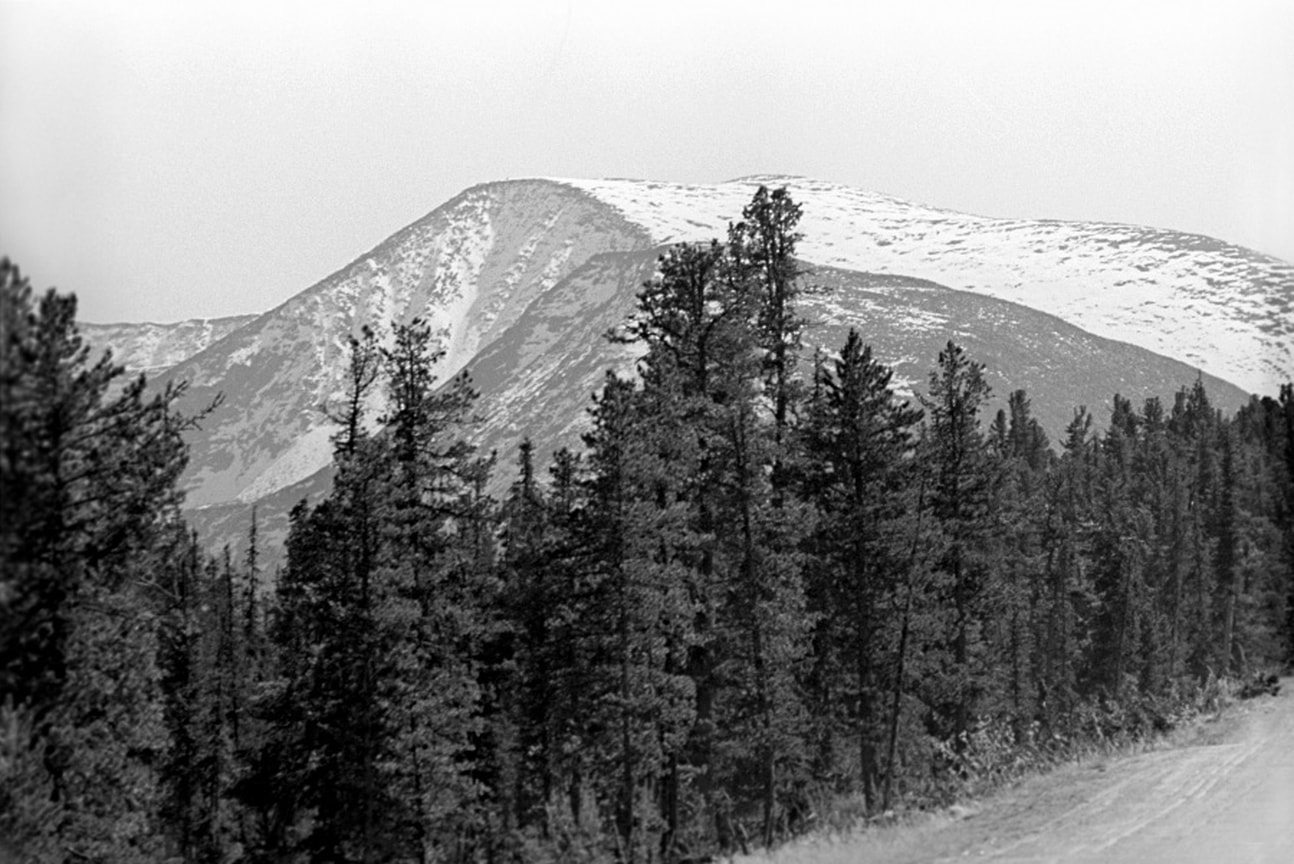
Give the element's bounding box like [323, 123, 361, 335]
[2, 0, 1291, 323]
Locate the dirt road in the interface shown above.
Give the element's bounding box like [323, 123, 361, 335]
[740, 680, 1293, 864]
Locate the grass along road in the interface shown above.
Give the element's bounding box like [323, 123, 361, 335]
[735, 680, 1294, 864]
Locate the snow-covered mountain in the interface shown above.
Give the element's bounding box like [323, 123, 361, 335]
[558, 176, 1292, 397]
[84, 176, 1289, 561]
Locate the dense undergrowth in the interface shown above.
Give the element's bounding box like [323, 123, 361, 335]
[750, 671, 1272, 863]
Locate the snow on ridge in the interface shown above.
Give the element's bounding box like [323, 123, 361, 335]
[548, 176, 960, 246]
[548, 176, 1291, 395]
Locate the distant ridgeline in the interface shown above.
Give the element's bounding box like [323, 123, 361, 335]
[4, 183, 1292, 862]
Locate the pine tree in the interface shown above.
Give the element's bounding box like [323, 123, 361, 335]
[918, 341, 997, 745]
[615, 240, 736, 854]
[236, 324, 440, 861]
[1089, 395, 1145, 695]
[623, 218, 817, 850]
[728, 184, 806, 490]
[1136, 396, 1185, 691]
[1169, 380, 1221, 679]
[1, 258, 190, 714]
[156, 529, 205, 860]
[800, 329, 922, 809]
[327, 325, 381, 460]
[494, 439, 546, 830]
[1234, 388, 1294, 665]
[1036, 407, 1097, 728]
[1283, 385, 1294, 663]
[1, 259, 196, 860]
[568, 372, 696, 862]
[987, 391, 1051, 738]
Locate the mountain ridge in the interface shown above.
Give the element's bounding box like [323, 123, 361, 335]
[86, 176, 1293, 396]
[81, 313, 259, 377]
[549, 176, 1292, 395]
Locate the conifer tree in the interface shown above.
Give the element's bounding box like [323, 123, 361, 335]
[1036, 407, 1097, 727]
[728, 185, 806, 484]
[376, 318, 492, 859]
[494, 439, 546, 828]
[997, 392, 1054, 735]
[238, 321, 483, 861]
[1283, 385, 1294, 662]
[600, 188, 817, 852]
[616, 240, 738, 852]
[511, 373, 678, 861]
[1, 259, 194, 860]
[919, 341, 996, 745]
[1, 258, 190, 714]
[1234, 387, 1294, 663]
[1089, 394, 1148, 695]
[622, 208, 815, 850]
[800, 329, 921, 809]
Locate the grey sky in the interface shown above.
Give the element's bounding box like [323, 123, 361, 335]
[2, 0, 1291, 324]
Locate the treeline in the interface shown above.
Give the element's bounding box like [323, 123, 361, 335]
[1, 184, 1292, 862]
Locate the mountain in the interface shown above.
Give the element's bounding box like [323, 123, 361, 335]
[158, 180, 652, 508]
[558, 176, 1292, 397]
[184, 258, 1254, 573]
[83, 176, 1291, 564]
[82, 314, 259, 377]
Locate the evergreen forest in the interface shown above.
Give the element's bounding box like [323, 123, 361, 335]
[3, 187, 1293, 863]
